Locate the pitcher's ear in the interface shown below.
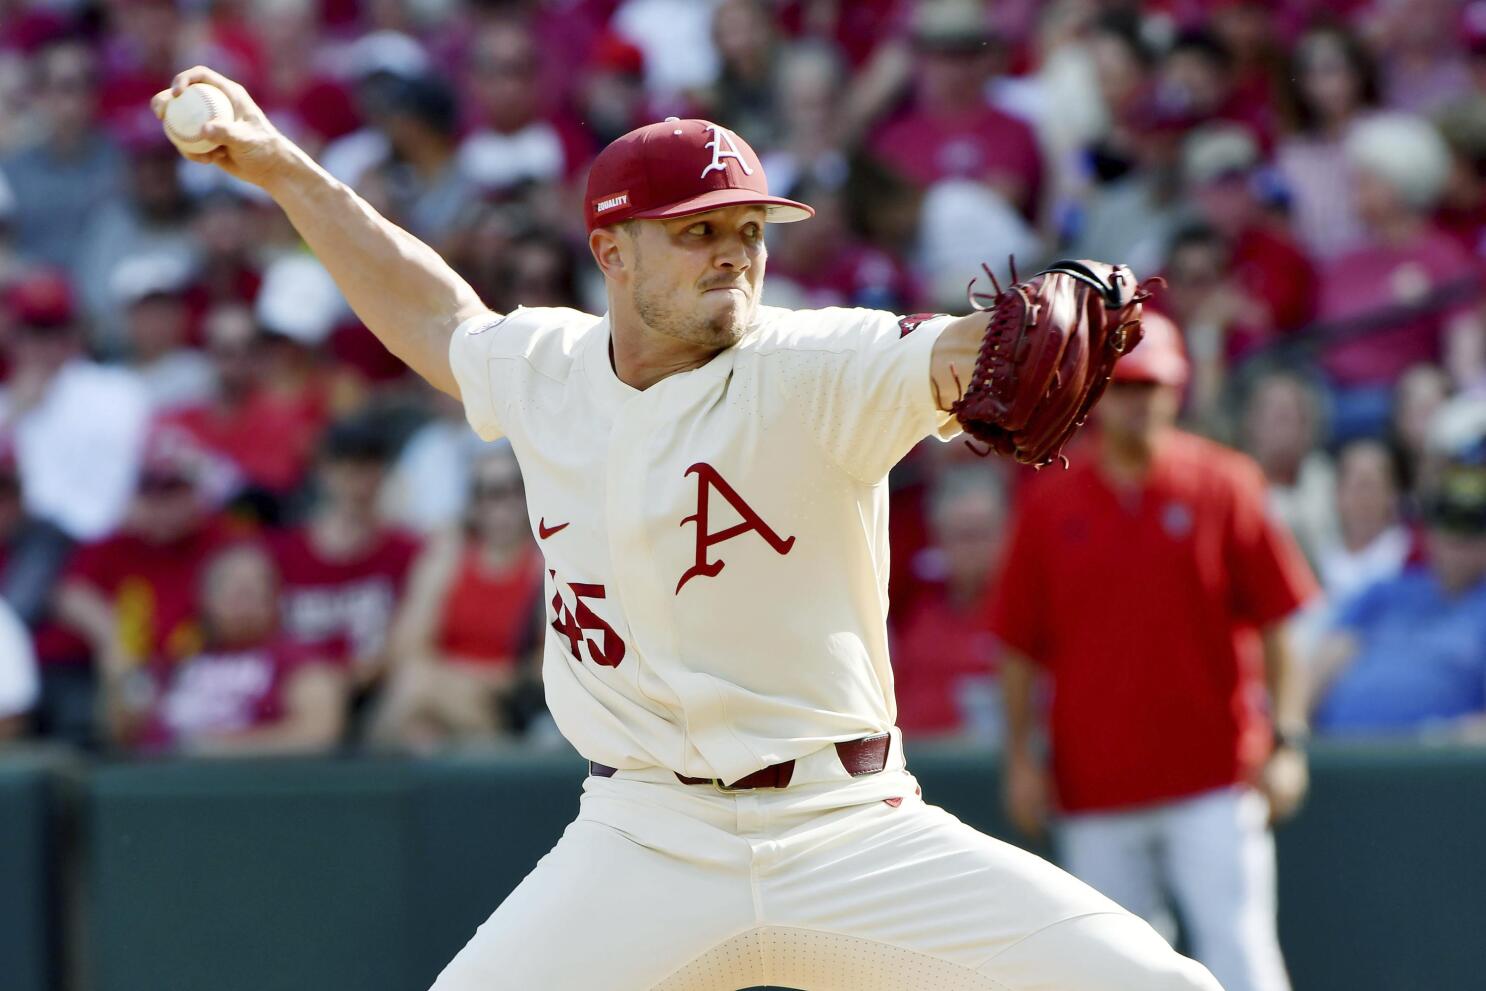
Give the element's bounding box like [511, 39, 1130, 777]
[589, 227, 627, 279]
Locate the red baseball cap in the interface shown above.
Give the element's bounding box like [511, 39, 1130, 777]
[1111, 309, 1189, 388]
[585, 117, 813, 232]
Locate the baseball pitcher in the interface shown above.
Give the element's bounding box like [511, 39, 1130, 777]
[154, 67, 1222, 991]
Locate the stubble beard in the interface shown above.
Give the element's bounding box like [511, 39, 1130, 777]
[632, 266, 755, 350]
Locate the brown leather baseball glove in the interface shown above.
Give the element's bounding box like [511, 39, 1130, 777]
[947, 258, 1159, 467]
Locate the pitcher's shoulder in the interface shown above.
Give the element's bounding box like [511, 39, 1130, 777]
[456, 305, 603, 380]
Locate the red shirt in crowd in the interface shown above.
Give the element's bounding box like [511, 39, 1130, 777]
[989, 431, 1317, 813]
[135, 638, 326, 752]
[64, 518, 240, 663]
[437, 543, 544, 667]
[160, 390, 327, 496]
[869, 105, 1043, 216]
[890, 586, 1000, 738]
[1316, 229, 1482, 387]
[271, 527, 419, 668]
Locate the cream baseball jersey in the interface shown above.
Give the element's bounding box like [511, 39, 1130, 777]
[449, 304, 959, 784]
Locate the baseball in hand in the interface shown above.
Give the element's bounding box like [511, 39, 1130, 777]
[163, 83, 235, 154]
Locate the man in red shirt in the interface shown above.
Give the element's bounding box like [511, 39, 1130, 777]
[990, 312, 1317, 991]
[54, 439, 238, 681]
[104, 542, 347, 756]
[271, 418, 418, 686]
[890, 462, 1006, 742]
[867, 4, 1043, 218]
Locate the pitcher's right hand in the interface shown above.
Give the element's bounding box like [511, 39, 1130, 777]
[151, 66, 300, 191]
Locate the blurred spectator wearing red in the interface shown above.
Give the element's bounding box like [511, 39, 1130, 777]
[889, 463, 1005, 744]
[0, 269, 149, 541]
[104, 542, 347, 756]
[54, 434, 240, 692]
[1178, 124, 1317, 356]
[868, 1, 1043, 218]
[372, 446, 544, 750]
[991, 312, 1316, 991]
[161, 303, 325, 520]
[272, 417, 418, 686]
[1315, 113, 1484, 440]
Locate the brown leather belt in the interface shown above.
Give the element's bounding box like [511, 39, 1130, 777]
[588, 733, 892, 791]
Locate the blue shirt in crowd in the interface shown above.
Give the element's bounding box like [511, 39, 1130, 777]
[1315, 568, 1486, 734]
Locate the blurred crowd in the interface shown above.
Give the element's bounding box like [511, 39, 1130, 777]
[1, 0, 1485, 757]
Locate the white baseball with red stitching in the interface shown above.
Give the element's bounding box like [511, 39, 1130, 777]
[163, 83, 235, 155]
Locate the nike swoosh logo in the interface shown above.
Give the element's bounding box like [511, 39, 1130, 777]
[538, 518, 570, 540]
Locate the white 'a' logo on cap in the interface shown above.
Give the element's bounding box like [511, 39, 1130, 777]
[700, 122, 753, 179]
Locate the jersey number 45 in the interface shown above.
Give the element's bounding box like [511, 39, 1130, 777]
[549, 571, 626, 668]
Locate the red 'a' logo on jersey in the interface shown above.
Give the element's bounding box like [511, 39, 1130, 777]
[676, 462, 795, 594]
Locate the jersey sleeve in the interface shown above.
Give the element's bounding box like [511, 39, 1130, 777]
[448, 310, 514, 441]
[1226, 462, 1320, 627]
[447, 306, 590, 442]
[782, 308, 962, 483]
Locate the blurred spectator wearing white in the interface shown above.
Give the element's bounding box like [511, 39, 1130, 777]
[889, 463, 1006, 746]
[1274, 26, 1381, 259]
[756, 42, 849, 202]
[112, 253, 214, 411]
[372, 447, 543, 750]
[0, 597, 38, 740]
[456, 20, 593, 196]
[1310, 458, 1486, 741]
[0, 40, 124, 273]
[253, 251, 352, 421]
[1316, 113, 1485, 440]
[1389, 364, 1453, 506]
[103, 542, 347, 756]
[1239, 371, 1337, 568]
[1315, 439, 1412, 604]
[1291, 439, 1413, 658]
[379, 392, 490, 535]
[612, 0, 722, 96]
[0, 270, 148, 541]
[271, 417, 418, 687]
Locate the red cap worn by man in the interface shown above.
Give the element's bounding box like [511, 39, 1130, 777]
[583, 116, 813, 231]
[1108, 309, 1190, 387]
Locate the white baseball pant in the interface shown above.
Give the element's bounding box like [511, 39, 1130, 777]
[429, 741, 1222, 990]
[1057, 786, 1288, 991]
